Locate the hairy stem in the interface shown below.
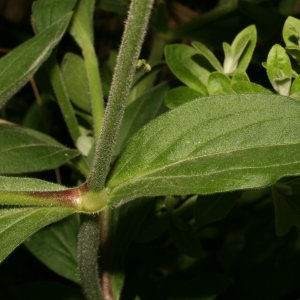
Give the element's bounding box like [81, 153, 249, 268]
[78, 214, 104, 300]
[88, 0, 155, 192]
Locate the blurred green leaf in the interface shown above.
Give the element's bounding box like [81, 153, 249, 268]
[14, 282, 84, 300]
[168, 214, 202, 258]
[195, 192, 239, 226]
[0, 13, 72, 109]
[169, 273, 233, 300]
[32, 0, 77, 33]
[272, 180, 300, 236]
[279, 0, 300, 16]
[291, 74, 300, 94]
[25, 215, 80, 283]
[0, 207, 74, 263]
[231, 69, 250, 83]
[0, 124, 79, 174]
[107, 94, 300, 205]
[96, 0, 130, 14]
[283, 16, 300, 48]
[134, 212, 169, 243]
[192, 41, 223, 72]
[165, 44, 214, 94]
[266, 44, 292, 95]
[231, 81, 272, 94]
[207, 72, 234, 95]
[165, 87, 202, 109]
[61, 53, 91, 113]
[69, 0, 95, 47]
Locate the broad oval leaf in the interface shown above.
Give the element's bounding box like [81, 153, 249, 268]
[25, 215, 80, 283]
[0, 124, 79, 174]
[61, 53, 91, 113]
[107, 94, 300, 206]
[266, 44, 292, 96]
[207, 72, 234, 95]
[0, 206, 74, 263]
[0, 13, 72, 109]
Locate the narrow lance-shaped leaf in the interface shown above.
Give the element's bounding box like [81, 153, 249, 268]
[0, 124, 79, 174]
[0, 13, 72, 109]
[223, 25, 257, 74]
[165, 44, 214, 95]
[106, 94, 300, 206]
[192, 41, 223, 72]
[0, 206, 75, 263]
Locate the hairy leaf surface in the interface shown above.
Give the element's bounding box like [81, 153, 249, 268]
[0, 207, 74, 263]
[25, 215, 80, 283]
[0, 13, 72, 109]
[107, 94, 300, 205]
[0, 124, 79, 174]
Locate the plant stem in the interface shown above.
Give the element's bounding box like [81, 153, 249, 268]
[88, 0, 155, 192]
[78, 213, 104, 300]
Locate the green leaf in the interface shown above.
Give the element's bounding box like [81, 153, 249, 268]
[192, 41, 223, 72]
[69, 0, 95, 47]
[266, 44, 292, 96]
[169, 273, 233, 300]
[107, 94, 300, 205]
[96, 0, 130, 14]
[223, 25, 257, 74]
[25, 215, 80, 283]
[272, 186, 293, 236]
[32, 0, 77, 33]
[283, 16, 300, 48]
[134, 211, 169, 243]
[0, 13, 72, 109]
[0, 206, 74, 263]
[195, 192, 239, 226]
[231, 69, 250, 83]
[165, 44, 215, 95]
[0, 124, 79, 174]
[231, 82, 272, 94]
[168, 214, 202, 258]
[165, 87, 203, 109]
[272, 179, 300, 236]
[207, 72, 234, 95]
[0, 176, 67, 192]
[285, 46, 300, 64]
[61, 53, 91, 113]
[114, 81, 170, 156]
[291, 75, 300, 95]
